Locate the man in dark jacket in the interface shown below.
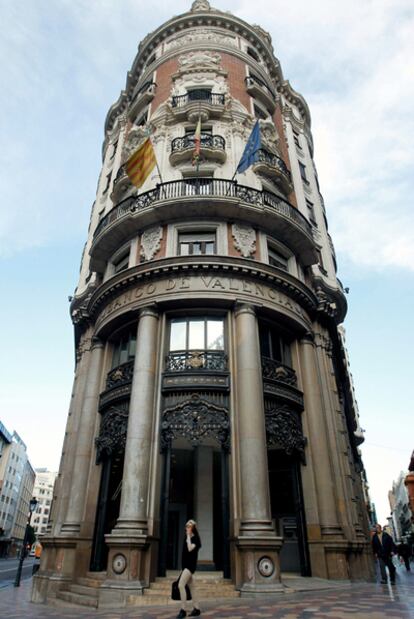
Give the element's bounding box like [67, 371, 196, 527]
[372, 524, 396, 584]
[397, 541, 411, 571]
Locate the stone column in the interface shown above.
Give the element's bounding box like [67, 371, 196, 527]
[103, 307, 159, 600]
[234, 304, 283, 593]
[61, 337, 105, 533]
[299, 333, 348, 579]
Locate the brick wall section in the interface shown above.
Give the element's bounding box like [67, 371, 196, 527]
[150, 58, 179, 114]
[221, 53, 252, 113]
[273, 102, 297, 207]
[227, 224, 259, 259]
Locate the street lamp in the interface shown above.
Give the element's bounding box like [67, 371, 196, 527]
[14, 497, 38, 587]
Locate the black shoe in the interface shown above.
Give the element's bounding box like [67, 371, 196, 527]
[176, 611, 187, 619]
[189, 610, 201, 617]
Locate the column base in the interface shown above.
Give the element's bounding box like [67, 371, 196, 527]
[104, 531, 150, 590]
[236, 535, 284, 595]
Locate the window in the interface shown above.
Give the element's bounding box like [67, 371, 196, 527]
[306, 199, 317, 225]
[136, 107, 149, 128]
[111, 329, 137, 369]
[145, 53, 156, 67]
[247, 46, 260, 62]
[259, 323, 292, 367]
[293, 129, 301, 149]
[169, 318, 224, 351]
[42, 517, 48, 524]
[299, 162, 309, 185]
[268, 246, 289, 271]
[178, 232, 216, 256]
[102, 172, 112, 194]
[187, 88, 212, 103]
[110, 139, 118, 160]
[113, 247, 130, 274]
[183, 177, 213, 196]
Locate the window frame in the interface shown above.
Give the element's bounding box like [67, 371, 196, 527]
[168, 316, 226, 353]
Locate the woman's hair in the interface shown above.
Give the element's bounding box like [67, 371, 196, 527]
[186, 519, 202, 547]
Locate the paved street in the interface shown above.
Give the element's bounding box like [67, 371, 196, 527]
[0, 557, 35, 589]
[0, 565, 413, 618]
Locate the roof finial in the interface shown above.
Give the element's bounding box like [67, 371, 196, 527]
[191, 0, 211, 12]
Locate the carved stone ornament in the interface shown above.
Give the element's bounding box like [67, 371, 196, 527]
[191, 0, 211, 11]
[160, 393, 230, 451]
[315, 287, 337, 319]
[232, 223, 256, 258]
[95, 406, 129, 463]
[112, 553, 127, 575]
[260, 120, 279, 151]
[140, 225, 163, 261]
[265, 404, 307, 458]
[164, 29, 237, 52]
[178, 51, 221, 70]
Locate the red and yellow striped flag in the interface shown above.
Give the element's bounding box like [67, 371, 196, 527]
[192, 117, 202, 167]
[125, 138, 156, 187]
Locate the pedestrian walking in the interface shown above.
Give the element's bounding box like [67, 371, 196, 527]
[372, 523, 397, 585]
[397, 540, 411, 572]
[176, 520, 202, 618]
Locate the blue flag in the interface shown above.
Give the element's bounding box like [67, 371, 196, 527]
[236, 121, 261, 174]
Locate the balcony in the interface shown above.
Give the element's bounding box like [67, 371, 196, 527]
[261, 356, 303, 409]
[162, 350, 230, 392]
[170, 90, 226, 122]
[169, 133, 226, 166]
[90, 178, 317, 272]
[245, 75, 276, 114]
[99, 360, 134, 410]
[252, 149, 292, 195]
[129, 81, 157, 121]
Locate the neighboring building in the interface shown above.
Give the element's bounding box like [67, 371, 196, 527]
[33, 1, 374, 608]
[388, 472, 412, 542]
[32, 469, 58, 538]
[0, 430, 35, 557]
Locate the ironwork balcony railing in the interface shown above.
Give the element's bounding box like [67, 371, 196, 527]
[93, 178, 312, 240]
[171, 133, 225, 154]
[254, 149, 291, 182]
[172, 90, 225, 108]
[105, 360, 134, 390]
[165, 350, 228, 372]
[261, 356, 297, 386]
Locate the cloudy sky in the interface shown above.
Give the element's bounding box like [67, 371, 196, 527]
[0, 0, 413, 525]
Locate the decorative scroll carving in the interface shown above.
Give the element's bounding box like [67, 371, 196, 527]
[160, 393, 230, 451]
[265, 403, 306, 458]
[140, 225, 163, 261]
[121, 126, 154, 163]
[261, 357, 297, 386]
[95, 405, 129, 463]
[178, 51, 221, 70]
[315, 287, 337, 319]
[232, 223, 256, 258]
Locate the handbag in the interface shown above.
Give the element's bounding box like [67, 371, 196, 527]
[171, 572, 192, 601]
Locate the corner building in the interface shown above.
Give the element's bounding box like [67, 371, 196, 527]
[33, 0, 374, 607]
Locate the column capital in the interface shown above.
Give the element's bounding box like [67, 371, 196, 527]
[139, 305, 159, 320]
[300, 330, 315, 345]
[234, 302, 256, 318]
[91, 336, 104, 350]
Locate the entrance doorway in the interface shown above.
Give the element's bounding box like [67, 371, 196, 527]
[160, 445, 229, 574]
[268, 449, 310, 576]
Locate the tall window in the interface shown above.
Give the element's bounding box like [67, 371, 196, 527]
[259, 323, 292, 367]
[111, 329, 136, 368]
[178, 232, 216, 256]
[112, 247, 130, 273]
[299, 162, 309, 185]
[169, 318, 224, 351]
[268, 245, 289, 271]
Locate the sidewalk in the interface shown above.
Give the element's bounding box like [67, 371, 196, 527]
[1, 566, 413, 618]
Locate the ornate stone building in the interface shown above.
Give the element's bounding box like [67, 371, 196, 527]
[32, 0, 374, 607]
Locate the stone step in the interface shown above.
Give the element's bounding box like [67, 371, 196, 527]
[67, 583, 99, 597]
[76, 576, 105, 588]
[56, 590, 98, 608]
[147, 584, 237, 594]
[138, 594, 240, 606]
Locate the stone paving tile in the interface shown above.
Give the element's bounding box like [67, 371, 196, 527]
[0, 567, 413, 618]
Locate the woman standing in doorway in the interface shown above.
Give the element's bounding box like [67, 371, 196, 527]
[176, 520, 202, 618]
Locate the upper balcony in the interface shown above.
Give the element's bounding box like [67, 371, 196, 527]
[170, 90, 226, 123]
[90, 178, 317, 272]
[252, 148, 292, 195]
[99, 360, 134, 410]
[128, 81, 157, 121]
[162, 350, 230, 392]
[261, 356, 304, 410]
[245, 74, 276, 114]
[169, 133, 226, 166]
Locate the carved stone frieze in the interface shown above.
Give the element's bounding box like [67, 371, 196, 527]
[232, 223, 256, 258]
[140, 225, 163, 261]
[95, 405, 129, 463]
[260, 120, 280, 151]
[121, 125, 154, 163]
[160, 393, 230, 451]
[164, 29, 238, 52]
[191, 0, 211, 10]
[265, 403, 307, 458]
[178, 51, 221, 70]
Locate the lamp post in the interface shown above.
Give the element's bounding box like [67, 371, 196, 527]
[14, 497, 38, 587]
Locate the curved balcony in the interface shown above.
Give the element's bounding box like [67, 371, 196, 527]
[169, 133, 226, 166]
[252, 149, 292, 195]
[245, 75, 276, 113]
[90, 178, 317, 272]
[170, 90, 226, 122]
[99, 360, 134, 410]
[128, 81, 157, 121]
[162, 350, 230, 392]
[261, 356, 303, 410]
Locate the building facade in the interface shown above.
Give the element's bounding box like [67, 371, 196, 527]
[0, 429, 35, 557]
[388, 472, 412, 543]
[33, 469, 58, 538]
[33, 0, 374, 607]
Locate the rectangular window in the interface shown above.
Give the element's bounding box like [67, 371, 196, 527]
[293, 129, 301, 149]
[178, 232, 216, 256]
[169, 318, 224, 352]
[306, 199, 317, 225]
[268, 246, 289, 271]
[299, 162, 309, 184]
[183, 177, 213, 196]
[113, 248, 130, 273]
[102, 172, 112, 194]
[259, 323, 292, 367]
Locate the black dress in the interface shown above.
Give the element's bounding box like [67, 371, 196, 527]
[181, 534, 201, 574]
